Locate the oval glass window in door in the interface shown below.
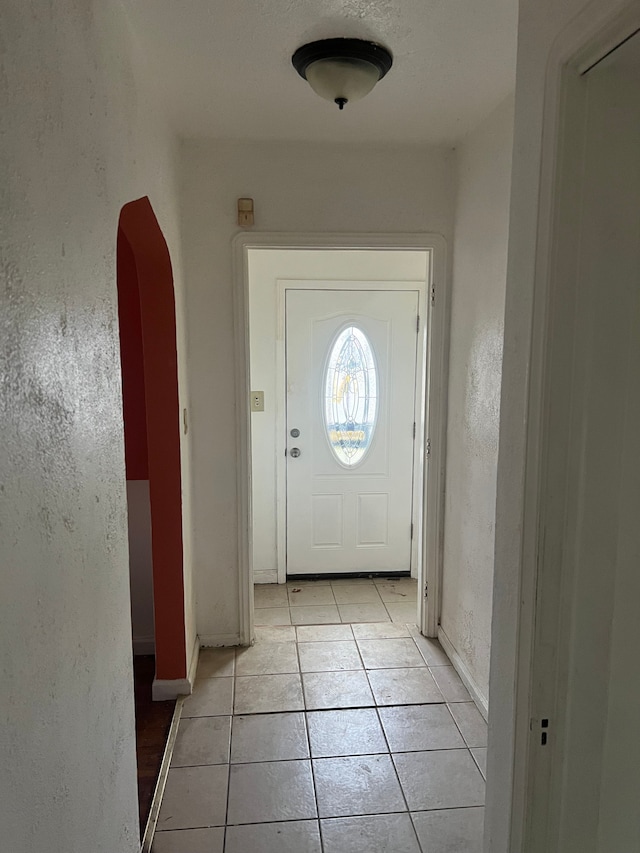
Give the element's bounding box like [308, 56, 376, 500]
[324, 325, 378, 466]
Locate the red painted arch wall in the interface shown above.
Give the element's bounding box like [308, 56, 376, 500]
[117, 197, 186, 681]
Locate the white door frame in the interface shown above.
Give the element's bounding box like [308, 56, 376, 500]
[277, 278, 428, 583]
[232, 233, 450, 647]
[489, 4, 640, 851]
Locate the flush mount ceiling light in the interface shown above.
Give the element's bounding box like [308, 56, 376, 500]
[292, 38, 393, 110]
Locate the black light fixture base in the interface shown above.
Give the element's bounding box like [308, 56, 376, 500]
[291, 37, 393, 82]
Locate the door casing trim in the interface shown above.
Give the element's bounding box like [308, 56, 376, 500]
[232, 232, 450, 645]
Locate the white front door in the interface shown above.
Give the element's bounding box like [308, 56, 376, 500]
[285, 288, 420, 575]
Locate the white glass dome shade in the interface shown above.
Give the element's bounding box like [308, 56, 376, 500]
[292, 38, 393, 110]
[305, 57, 381, 107]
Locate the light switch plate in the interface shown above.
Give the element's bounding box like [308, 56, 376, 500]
[251, 390, 264, 412]
[238, 197, 254, 227]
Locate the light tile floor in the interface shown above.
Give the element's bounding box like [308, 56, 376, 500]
[254, 576, 419, 627]
[153, 578, 487, 853]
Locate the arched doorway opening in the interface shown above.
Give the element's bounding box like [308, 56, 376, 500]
[117, 197, 187, 827]
[117, 196, 186, 680]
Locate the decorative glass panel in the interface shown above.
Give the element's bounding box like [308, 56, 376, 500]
[324, 325, 378, 466]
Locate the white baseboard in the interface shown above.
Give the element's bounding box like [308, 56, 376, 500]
[187, 634, 200, 691]
[151, 634, 201, 700]
[152, 677, 192, 701]
[133, 636, 155, 656]
[199, 633, 241, 647]
[438, 626, 489, 721]
[254, 569, 278, 584]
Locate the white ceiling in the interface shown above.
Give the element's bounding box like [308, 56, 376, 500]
[126, 0, 517, 144]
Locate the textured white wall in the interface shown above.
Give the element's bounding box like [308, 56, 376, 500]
[0, 2, 191, 850]
[179, 140, 455, 642]
[441, 95, 514, 708]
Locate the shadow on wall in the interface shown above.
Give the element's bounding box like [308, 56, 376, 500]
[117, 196, 186, 682]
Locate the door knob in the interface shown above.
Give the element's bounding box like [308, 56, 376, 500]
[290, 447, 301, 458]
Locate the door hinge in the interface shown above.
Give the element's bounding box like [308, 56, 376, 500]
[416, 314, 420, 333]
[425, 438, 431, 458]
[410, 522, 414, 539]
[413, 422, 416, 439]
[424, 582, 428, 598]
[430, 285, 436, 305]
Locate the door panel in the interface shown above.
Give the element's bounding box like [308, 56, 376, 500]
[556, 36, 640, 853]
[286, 289, 419, 575]
[525, 32, 640, 853]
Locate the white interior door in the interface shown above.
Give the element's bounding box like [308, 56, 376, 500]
[524, 31, 640, 852]
[286, 288, 419, 575]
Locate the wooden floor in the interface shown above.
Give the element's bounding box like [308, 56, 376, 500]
[133, 655, 176, 830]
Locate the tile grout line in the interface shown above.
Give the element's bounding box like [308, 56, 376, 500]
[295, 634, 324, 853]
[445, 701, 475, 749]
[221, 659, 239, 850]
[469, 747, 487, 781]
[441, 700, 487, 799]
[217, 804, 483, 831]
[359, 633, 425, 705]
[357, 630, 382, 709]
[182, 699, 465, 717]
[287, 581, 339, 627]
[407, 633, 481, 737]
[371, 688, 424, 853]
[381, 594, 394, 621]
[230, 655, 253, 836]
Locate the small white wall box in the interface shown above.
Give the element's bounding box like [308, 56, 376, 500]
[251, 391, 264, 412]
[238, 198, 254, 227]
